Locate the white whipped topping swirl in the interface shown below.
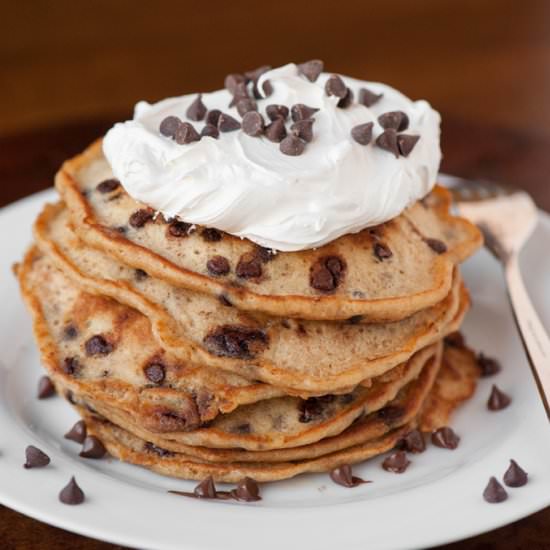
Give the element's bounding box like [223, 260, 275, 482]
[103, 63, 441, 251]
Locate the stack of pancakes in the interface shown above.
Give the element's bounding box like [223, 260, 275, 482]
[17, 140, 483, 483]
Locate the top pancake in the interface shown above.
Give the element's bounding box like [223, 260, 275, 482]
[56, 140, 482, 322]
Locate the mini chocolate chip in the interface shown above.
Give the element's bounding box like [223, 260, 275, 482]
[483, 477, 508, 503]
[96, 178, 120, 193]
[65, 390, 76, 404]
[59, 477, 85, 505]
[347, 315, 364, 325]
[310, 256, 346, 292]
[168, 220, 192, 237]
[487, 385, 511, 411]
[397, 429, 426, 454]
[233, 422, 251, 434]
[253, 78, 273, 99]
[219, 294, 233, 307]
[129, 208, 154, 228]
[330, 464, 369, 487]
[194, 476, 217, 498]
[280, 135, 305, 156]
[374, 242, 393, 261]
[382, 451, 410, 473]
[265, 118, 287, 143]
[205, 109, 222, 126]
[325, 74, 347, 98]
[256, 246, 275, 262]
[377, 406, 404, 423]
[224, 73, 246, 94]
[358, 87, 383, 107]
[503, 459, 528, 487]
[425, 238, 447, 254]
[299, 396, 333, 423]
[115, 225, 127, 234]
[397, 134, 420, 157]
[242, 111, 265, 137]
[431, 426, 460, 450]
[37, 376, 56, 399]
[175, 122, 201, 144]
[62, 356, 80, 375]
[477, 354, 501, 377]
[351, 122, 374, 145]
[201, 124, 219, 139]
[218, 113, 241, 132]
[65, 420, 87, 444]
[291, 103, 319, 122]
[376, 129, 400, 157]
[135, 268, 148, 281]
[204, 325, 268, 359]
[207, 255, 230, 276]
[298, 59, 324, 82]
[236, 98, 258, 117]
[80, 436, 107, 459]
[201, 227, 223, 242]
[144, 442, 174, 457]
[160, 115, 182, 138]
[266, 104, 289, 121]
[63, 324, 78, 340]
[236, 252, 263, 279]
[231, 477, 261, 501]
[445, 331, 465, 348]
[144, 362, 166, 384]
[378, 111, 409, 131]
[186, 94, 207, 121]
[337, 87, 354, 109]
[290, 119, 314, 143]
[85, 335, 113, 356]
[24, 445, 50, 469]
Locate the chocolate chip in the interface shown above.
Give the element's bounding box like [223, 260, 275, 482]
[298, 59, 324, 82]
[85, 335, 113, 356]
[397, 134, 420, 157]
[79, 436, 107, 459]
[168, 220, 192, 237]
[377, 405, 404, 423]
[444, 332, 465, 348]
[96, 178, 121, 194]
[291, 103, 319, 122]
[153, 404, 201, 432]
[65, 390, 76, 404]
[280, 135, 305, 156]
[175, 122, 201, 144]
[337, 87, 354, 109]
[425, 238, 447, 254]
[135, 268, 148, 281]
[23, 445, 50, 469]
[299, 396, 334, 423]
[503, 459, 528, 487]
[59, 477, 85, 505]
[397, 429, 426, 454]
[115, 225, 127, 234]
[346, 315, 364, 325]
[256, 246, 275, 262]
[358, 88, 383, 107]
[37, 376, 55, 399]
[310, 256, 346, 292]
[186, 94, 207, 121]
[62, 356, 80, 375]
[376, 129, 400, 158]
[218, 113, 241, 132]
[219, 294, 233, 307]
[129, 208, 154, 229]
[224, 73, 246, 95]
[373, 242, 393, 261]
[266, 104, 289, 121]
[487, 385, 511, 411]
[477, 354, 501, 377]
[330, 464, 369, 487]
[242, 111, 265, 137]
[236, 98, 258, 117]
[144, 442, 174, 457]
[206, 109, 222, 126]
[325, 74, 347, 98]
[483, 477, 508, 503]
[233, 423, 251, 434]
[204, 325, 268, 359]
[144, 362, 166, 384]
[63, 324, 78, 340]
[253, 78, 273, 99]
[65, 420, 87, 444]
[382, 451, 410, 473]
[231, 477, 261, 501]
[290, 119, 314, 143]
[194, 476, 217, 498]
[201, 228, 223, 242]
[351, 122, 374, 145]
[265, 118, 287, 143]
[201, 124, 219, 139]
[160, 115, 182, 138]
[236, 252, 263, 279]
[378, 111, 409, 131]
[431, 426, 460, 450]
[207, 255, 230, 276]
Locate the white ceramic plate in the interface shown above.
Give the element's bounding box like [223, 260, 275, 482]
[1, 189, 550, 550]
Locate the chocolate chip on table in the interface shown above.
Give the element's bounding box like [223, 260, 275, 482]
[487, 385, 511, 411]
[378, 111, 409, 132]
[205, 109, 222, 126]
[298, 59, 324, 82]
[129, 208, 154, 229]
[175, 122, 201, 144]
[159, 115, 182, 138]
[265, 117, 287, 143]
[236, 252, 263, 279]
[201, 228, 223, 242]
[65, 420, 87, 444]
[79, 436, 107, 459]
[477, 353, 501, 377]
[330, 464, 369, 487]
[59, 477, 85, 505]
[358, 87, 383, 107]
[425, 238, 447, 254]
[203, 325, 268, 359]
[431, 426, 460, 450]
[291, 103, 319, 122]
[218, 113, 241, 132]
[186, 94, 207, 121]
[37, 376, 56, 399]
[23, 445, 50, 469]
[373, 242, 393, 261]
[266, 104, 289, 121]
[375, 129, 400, 158]
[290, 119, 314, 143]
[242, 111, 265, 137]
[444, 331, 465, 348]
[503, 459, 528, 487]
[168, 220, 192, 237]
[144, 362, 166, 384]
[483, 477, 508, 503]
[280, 135, 306, 156]
[325, 74, 348, 98]
[62, 357, 80, 375]
[310, 256, 346, 292]
[201, 124, 220, 139]
[96, 178, 121, 194]
[85, 335, 113, 356]
[134, 268, 148, 281]
[236, 98, 258, 117]
[337, 87, 354, 109]
[207, 255, 230, 276]
[397, 429, 426, 454]
[194, 476, 217, 498]
[397, 134, 420, 157]
[351, 122, 374, 145]
[382, 451, 410, 473]
[231, 477, 261, 501]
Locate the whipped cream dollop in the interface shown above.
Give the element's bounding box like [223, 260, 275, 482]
[103, 63, 441, 251]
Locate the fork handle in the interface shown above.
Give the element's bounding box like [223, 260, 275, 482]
[505, 255, 550, 419]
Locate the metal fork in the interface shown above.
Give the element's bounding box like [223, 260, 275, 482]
[440, 174, 550, 419]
